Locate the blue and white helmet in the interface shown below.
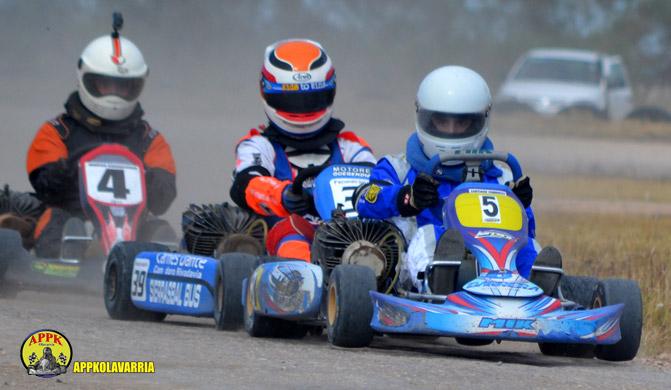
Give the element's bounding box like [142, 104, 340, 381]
[416, 66, 492, 159]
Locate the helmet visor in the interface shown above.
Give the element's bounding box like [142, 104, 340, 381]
[417, 109, 486, 139]
[82, 73, 144, 101]
[263, 89, 335, 114]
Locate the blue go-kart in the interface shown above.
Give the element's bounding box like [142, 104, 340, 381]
[242, 153, 642, 361]
[101, 164, 381, 330]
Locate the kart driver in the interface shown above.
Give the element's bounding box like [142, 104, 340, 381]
[355, 66, 538, 291]
[25, 17, 176, 257]
[230, 39, 375, 262]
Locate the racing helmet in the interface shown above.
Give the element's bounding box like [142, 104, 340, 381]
[415, 66, 491, 160]
[261, 39, 336, 137]
[77, 14, 148, 121]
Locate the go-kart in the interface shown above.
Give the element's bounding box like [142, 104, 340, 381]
[242, 152, 642, 361]
[327, 152, 642, 361]
[0, 144, 177, 294]
[240, 163, 405, 338]
[100, 163, 401, 330]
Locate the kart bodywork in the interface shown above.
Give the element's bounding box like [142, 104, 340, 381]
[368, 182, 622, 345]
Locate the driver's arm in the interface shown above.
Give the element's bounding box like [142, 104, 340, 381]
[229, 132, 290, 217]
[26, 122, 75, 205]
[355, 157, 408, 219]
[143, 132, 176, 216]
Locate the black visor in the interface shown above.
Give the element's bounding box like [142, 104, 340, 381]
[417, 109, 486, 139]
[263, 89, 335, 114]
[83, 73, 144, 101]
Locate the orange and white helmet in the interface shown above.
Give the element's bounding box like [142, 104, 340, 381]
[261, 39, 336, 137]
[77, 13, 148, 121]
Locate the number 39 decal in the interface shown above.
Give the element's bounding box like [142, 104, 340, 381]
[480, 195, 501, 223]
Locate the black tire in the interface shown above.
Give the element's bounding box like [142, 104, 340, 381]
[593, 279, 642, 362]
[455, 337, 493, 346]
[538, 275, 600, 358]
[214, 253, 259, 330]
[327, 264, 376, 348]
[104, 241, 169, 322]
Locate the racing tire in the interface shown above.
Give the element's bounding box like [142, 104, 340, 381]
[327, 264, 376, 348]
[104, 242, 169, 322]
[593, 279, 642, 362]
[455, 337, 493, 346]
[214, 253, 259, 330]
[538, 275, 600, 358]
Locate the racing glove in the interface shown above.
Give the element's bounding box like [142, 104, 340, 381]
[281, 184, 315, 216]
[29, 158, 78, 204]
[397, 173, 440, 217]
[507, 175, 533, 208]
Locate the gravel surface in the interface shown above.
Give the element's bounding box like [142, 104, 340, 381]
[0, 289, 669, 389]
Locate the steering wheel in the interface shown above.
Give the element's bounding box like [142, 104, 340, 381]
[432, 151, 523, 182]
[291, 165, 328, 196]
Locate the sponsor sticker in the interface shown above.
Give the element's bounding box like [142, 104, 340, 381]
[365, 184, 381, 203]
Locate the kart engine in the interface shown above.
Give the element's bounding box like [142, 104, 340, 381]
[181, 203, 267, 256]
[312, 218, 404, 291]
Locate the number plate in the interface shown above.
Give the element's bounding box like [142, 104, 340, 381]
[454, 192, 523, 231]
[84, 160, 144, 205]
[329, 178, 369, 217]
[131, 257, 150, 302]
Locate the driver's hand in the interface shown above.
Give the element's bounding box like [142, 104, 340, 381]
[281, 184, 315, 216]
[506, 175, 533, 208]
[397, 173, 439, 216]
[410, 173, 440, 210]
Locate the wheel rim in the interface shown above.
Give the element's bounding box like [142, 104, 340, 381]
[327, 283, 337, 327]
[106, 265, 118, 302]
[245, 282, 254, 318]
[217, 278, 224, 314]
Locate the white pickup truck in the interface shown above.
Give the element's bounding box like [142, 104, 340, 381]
[496, 48, 641, 121]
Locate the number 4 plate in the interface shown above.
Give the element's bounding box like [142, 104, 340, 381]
[84, 160, 144, 206]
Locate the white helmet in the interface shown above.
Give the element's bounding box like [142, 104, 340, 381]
[260, 39, 336, 137]
[77, 20, 148, 121]
[415, 66, 492, 160]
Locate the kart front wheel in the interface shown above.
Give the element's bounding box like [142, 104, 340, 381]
[104, 242, 169, 322]
[593, 279, 642, 362]
[538, 275, 600, 358]
[327, 264, 376, 348]
[214, 253, 259, 330]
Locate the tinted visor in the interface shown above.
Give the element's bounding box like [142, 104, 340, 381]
[417, 109, 486, 139]
[82, 73, 144, 101]
[263, 89, 335, 114]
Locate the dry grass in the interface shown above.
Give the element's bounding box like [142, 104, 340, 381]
[536, 212, 671, 357]
[492, 112, 671, 141]
[532, 174, 671, 204]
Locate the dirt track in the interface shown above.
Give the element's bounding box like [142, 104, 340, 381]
[0, 290, 669, 389]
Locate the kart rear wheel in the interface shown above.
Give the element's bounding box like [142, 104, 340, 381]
[538, 275, 600, 358]
[214, 253, 259, 330]
[327, 264, 376, 348]
[593, 279, 642, 362]
[104, 242, 169, 322]
[138, 219, 178, 247]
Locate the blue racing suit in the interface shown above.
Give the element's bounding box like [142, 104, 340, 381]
[356, 134, 538, 290]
